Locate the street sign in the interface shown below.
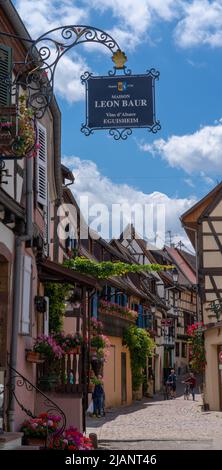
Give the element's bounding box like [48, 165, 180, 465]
[219, 351, 222, 363]
[81, 70, 160, 139]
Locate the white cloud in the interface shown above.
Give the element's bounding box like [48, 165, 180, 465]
[55, 53, 89, 102]
[184, 178, 195, 188]
[62, 155, 196, 248]
[139, 120, 222, 174]
[14, 0, 90, 103]
[174, 0, 222, 48]
[83, 0, 181, 51]
[15, 0, 89, 38]
[200, 171, 215, 186]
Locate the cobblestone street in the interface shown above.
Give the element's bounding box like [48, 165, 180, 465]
[86, 386, 222, 450]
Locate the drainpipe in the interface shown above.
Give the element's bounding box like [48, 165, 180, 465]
[7, 157, 33, 431]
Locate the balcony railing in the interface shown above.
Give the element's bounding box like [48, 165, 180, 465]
[37, 350, 83, 394]
[98, 310, 136, 337]
[163, 335, 175, 346]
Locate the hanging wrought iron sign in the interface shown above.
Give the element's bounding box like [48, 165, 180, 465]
[0, 25, 160, 147]
[81, 67, 160, 140]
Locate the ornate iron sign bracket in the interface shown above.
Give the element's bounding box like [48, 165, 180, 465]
[0, 24, 160, 145]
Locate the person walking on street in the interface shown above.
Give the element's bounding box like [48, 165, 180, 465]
[92, 378, 105, 417]
[167, 368, 177, 399]
[184, 372, 196, 401]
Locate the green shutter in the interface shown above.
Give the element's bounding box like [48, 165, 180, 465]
[0, 43, 12, 107]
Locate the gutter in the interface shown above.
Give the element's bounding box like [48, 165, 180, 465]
[7, 158, 33, 432]
[1, 2, 62, 429]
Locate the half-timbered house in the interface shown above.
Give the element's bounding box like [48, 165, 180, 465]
[181, 182, 222, 411]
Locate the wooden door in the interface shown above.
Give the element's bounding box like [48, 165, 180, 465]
[121, 352, 127, 404]
[218, 345, 222, 411]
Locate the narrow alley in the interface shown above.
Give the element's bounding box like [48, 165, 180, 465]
[87, 385, 222, 450]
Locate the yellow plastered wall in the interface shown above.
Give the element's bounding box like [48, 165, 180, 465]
[103, 336, 132, 408]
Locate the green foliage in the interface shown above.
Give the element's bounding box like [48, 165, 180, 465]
[44, 283, 71, 333]
[210, 299, 222, 321]
[91, 376, 103, 385]
[64, 257, 173, 279]
[187, 323, 206, 373]
[123, 325, 155, 391]
[91, 335, 106, 349]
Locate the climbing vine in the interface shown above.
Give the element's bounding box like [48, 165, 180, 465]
[44, 283, 72, 333]
[64, 256, 173, 279]
[123, 325, 155, 391]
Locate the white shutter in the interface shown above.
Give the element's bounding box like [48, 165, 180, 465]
[43, 184, 50, 256]
[44, 296, 49, 335]
[37, 122, 47, 206]
[20, 255, 32, 335]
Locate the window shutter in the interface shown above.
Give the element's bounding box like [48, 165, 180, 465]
[20, 255, 32, 335]
[44, 296, 49, 335]
[91, 293, 98, 318]
[43, 184, 50, 256]
[123, 294, 128, 307]
[138, 304, 143, 328]
[0, 44, 12, 106]
[111, 287, 115, 302]
[37, 122, 47, 206]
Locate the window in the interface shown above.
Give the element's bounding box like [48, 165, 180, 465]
[150, 279, 156, 294]
[182, 343, 187, 358]
[175, 342, 180, 357]
[0, 44, 12, 106]
[20, 255, 32, 335]
[65, 224, 78, 254]
[184, 312, 192, 330]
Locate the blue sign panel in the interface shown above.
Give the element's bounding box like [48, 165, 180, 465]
[81, 71, 160, 139]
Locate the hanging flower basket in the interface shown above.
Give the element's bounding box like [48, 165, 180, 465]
[26, 350, 45, 363]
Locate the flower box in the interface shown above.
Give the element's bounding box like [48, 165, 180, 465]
[26, 351, 45, 363]
[25, 437, 46, 447]
[65, 346, 80, 355]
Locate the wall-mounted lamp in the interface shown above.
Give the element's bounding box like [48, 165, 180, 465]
[68, 289, 82, 309]
[151, 305, 156, 315]
[172, 268, 179, 284]
[34, 296, 47, 313]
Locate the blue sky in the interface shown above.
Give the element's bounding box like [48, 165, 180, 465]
[14, 0, 222, 247]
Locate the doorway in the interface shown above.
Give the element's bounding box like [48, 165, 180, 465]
[121, 352, 127, 404]
[218, 345, 222, 411]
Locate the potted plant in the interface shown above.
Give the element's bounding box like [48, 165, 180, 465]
[33, 335, 63, 391]
[20, 412, 61, 447]
[33, 335, 64, 360]
[26, 349, 45, 363]
[90, 335, 107, 350]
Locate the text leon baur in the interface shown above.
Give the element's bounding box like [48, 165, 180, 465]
[94, 94, 148, 109]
